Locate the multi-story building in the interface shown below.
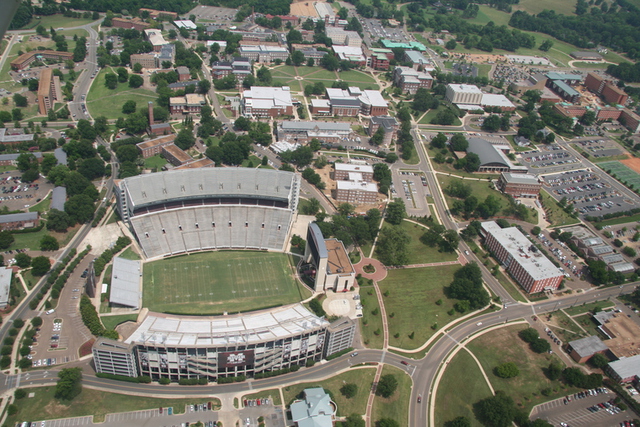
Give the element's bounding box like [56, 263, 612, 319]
[211, 61, 233, 79]
[211, 57, 252, 82]
[0, 129, 34, 145]
[497, 173, 541, 198]
[325, 317, 356, 356]
[174, 158, 216, 170]
[144, 29, 167, 52]
[325, 88, 389, 117]
[368, 116, 399, 146]
[10, 50, 74, 71]
[238, 45, 289, 63]
[326, 28, 361, 47]
[130, 54, 156, 69]
[332, 46, 366, 66]
[480, 221, 564, 293]
[169, 94, 206, 114]
[445, 84, 483, 105]
[310, 99, 331, 115]
[480, 94, 516, 112]
[37, 68, 61, 115]
[334, 163, 374, 182]
[585, 72, 606, 94]
[602, 83, 628, 105]
[277, 121, 353, 144]
[606, 355, 640, 383]
[335, 180, 378, 204]
[112, 17, 150, 31]
[136, 134, 177, 158]
[0, 152, 41, 166]
[0, 267, 12, 309]
[162, 144, 192, 166]
[304, 223, 356, 292]
[620, 109, 640, 133]
[92, 304, 354, 382]
[176, 66, 191, 81]
[403, 50, 433, 70]
[366, 48, 392, 70]
[156, 44, 175, 67]
[0, 212, 39, 231]
[393, 66, 433, 94]
[242, 86, 293, 117]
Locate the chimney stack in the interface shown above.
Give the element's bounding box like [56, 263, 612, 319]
[148, 101, 154, 124]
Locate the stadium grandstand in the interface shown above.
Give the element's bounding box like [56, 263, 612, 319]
[116, 169, 301, 259]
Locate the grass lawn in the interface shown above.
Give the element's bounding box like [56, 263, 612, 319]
[282, 367, 376, 416]
[371, 365, 411, 427]
[296, 66, 321, 76]
[241, 155, 261, 167]
[143, 155, 167, 170]
[572, 313, 608, 338]
[100, 313, 138, 330]
[435, 349, 493, 427]
[378, 265, 462, 349]
[495, 269, 528, 303]
[337, 70, 376, 84]
[425, 145, 497, 179]
[4, 386, 215, 424]
[297, 198, 324, 215]
[270, 65, 298, 77]
[142, 251, 310, 315]
[572, 62, 609, 69]
[20, 14, 95, 30]
[304, 69, 338, 80]
[118, 246, 140, 260]
[241, 389, 282, 406]
[466, 325, 578, 413]
[10, 228, 49, 251]
[540, 190, 580, 227]
[595, 213, 640, 226]
[418, 106, 462, 126]
[377, 221, 458, 265]
[564, 300, 615, 316]
[29, 194, 51, 213]
[359, 285, 384, 348]
[514, 0, 576, 16]
[546, 310, 587, 342]
[21, 269, 40, 289]
[87, 68, 157, 119]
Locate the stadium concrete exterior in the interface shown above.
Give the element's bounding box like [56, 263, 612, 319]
[93, 305, 355, 381]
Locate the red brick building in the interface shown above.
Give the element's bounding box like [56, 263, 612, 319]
[602, 84, 628, 105]
[112, 17, 150, 31]
[585, 72, 606, 94]
[497, 173, 541, 198]
[0, 212, 39, 231]
[162, 144, 192, 166]
[620, 109, 640, 133]
[169, 94, 206, 114]
[136, 134, 177, 158]
[10, 50, 74, 71]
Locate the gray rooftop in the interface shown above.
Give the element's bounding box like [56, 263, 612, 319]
[0, 267, 11, 307]
[54, 147, 67, 166]
[569, 335, 609, 358]
[563, 225, 595, 241]
[609, 262, 634, 273]
[601, 253, 625, 265]
[467, 138, 513, 168]
[593, 310, 615, 325]
[608, 354, 640, 380]
[0, 128, 34, 143]
[309, 222, 328, 259]
[404, 50, 429, 64]
[51, 187, 66, 211]
[589, 245, 613, 255]
[281, 121, 352, 132]
[370, 115, 398, 128]
[120, 168, 299, 211]
[553, 80, 580, 98]
[501, 172, 539, 185]
[290, 387, 334, 427]
[0, 152, 42, 162]
[110, 257, 141, 309]
[0, 212, 38, 224]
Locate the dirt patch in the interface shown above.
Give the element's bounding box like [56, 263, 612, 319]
[620, 157, 640, 174]
[290, 0, 319, 17]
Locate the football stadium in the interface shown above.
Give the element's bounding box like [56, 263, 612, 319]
[93, 169, 356, 382]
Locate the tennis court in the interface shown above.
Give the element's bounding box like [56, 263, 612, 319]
[599, 161, 640, 189]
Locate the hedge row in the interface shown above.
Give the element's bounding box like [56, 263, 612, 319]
[28, 247, 81, 310]
[326, 347, 353, 361]
[11, 222, 45, 234]
[95, 373, 151, 383]
[92, 207, 107, 228]
[178, 378, 209, 385]
[93, 236, 132, 276]
[217, 375, 245, 384]
[254, 365, 300, 379]
[79, 295, 118, 339]
[604, 378, 640, 416]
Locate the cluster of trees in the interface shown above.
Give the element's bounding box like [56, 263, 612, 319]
[518, 328, 551, 354]
[446, 262, 490, 310]
[314, 205, 381, 248]
[301, 168, 324, 189]
[420, 224, 460, 253]
[445, 181, 502, 218]
[373, 163, 392, 194]
[110, 136, 143, 178]
[79, 294, 119, 339]
[395, 108, 415, 161]
[482, 114, 511, 132]
[197, 105, 223, 139]
[104, 69, 143, 90]
[55, 368, 83, 401]
[206, 131, 253, 166]
[92, 236, 132, 276]
[280, 146, 316, 169]
[509, 6, 640, 60]
[587, 259, 629, 285]
[607, 62, 640, 83]
[412, 88, 440, 112]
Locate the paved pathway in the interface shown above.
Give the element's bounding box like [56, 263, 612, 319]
[353, 257, 387, 282]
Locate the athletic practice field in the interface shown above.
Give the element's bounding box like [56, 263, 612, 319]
[142, 251, 308, 315]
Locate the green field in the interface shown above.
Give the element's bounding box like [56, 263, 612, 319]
[599, 161, 640, 190]
[143, 155, 168, 170]
[564, 300, 615, 316]
[270, 66, 379, 91]
[376, 221, 458, 265]
[378, 265, 463, 349]
[540, 190, 580, 227]
[20, 14, 95, 30]
[87, 68, 157, 119]
[359, 284, 384, 348]
[418, 105, 463, 126]
[142, 251, 309, 314]
[435, 349, 493, 427]
[282, 368, 376, 416]
[371, 365, 412, 427]
[100, 313, 138, 330]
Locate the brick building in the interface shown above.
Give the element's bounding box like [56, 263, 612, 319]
[112, 17, 150, 31]
[0, 212, 39, 231]
[393, 66, 433, 94]
[497, 173, 541, 198]
[368, 116, 399, 146]
[585, 72, 628, 105]
[130, 54, 156, 69]
[334, 163, 374, 182]
[480, 221, 564, 293]
[169, 94, 206, 114]
[567, 336, 609, 363]
[162, 144, 192, 166]
[37, 68, 62, 116]
[176, 66, 191, 81]
[136, 134, 177, 158]
[10, 50, 74, 71]
[242, 87, 293, 117]
[335, 180, 378, 204]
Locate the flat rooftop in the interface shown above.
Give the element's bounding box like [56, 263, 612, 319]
[325, 238, 354, 275]
[110, 257, 141, 308]
[125, 304, 329, 346]
[501, 173, 539, 185]
[568, 335, 608, 358]
[335, 163, 373, 174]
[598, 312, 640, 358]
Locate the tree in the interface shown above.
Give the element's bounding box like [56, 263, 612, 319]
[197, 80, 211, 94]
[133, 63, 143, 73]
[474, 391, 516, 427]
[55, 368, 82, 401]
[376, 226, 410, 266]
[370, 127, 385, 146]
[0, 231, 14, 249]
[15, 252, 31, 268]
[64, 194, 95, 225]
[39, 235, 59, 251]
[539, 39, 553, 51]
[386, 199, 406, 225]
[376, 374, 398, 398]
[590, 353, 609, 369]
[104, 73, 118, 89]
[450, 134, 468, 151]
[444, 417, 471, 427]
[17, 153, 38, 172]
[340, 383, 358, 398]
[31, 256, 51, 276]
[234, 116, 251, 131]
[495, 362, 520, 378]
[445, 39, 457, 50]
[28, 79, 39, 92]
[482, 114, 502, 132]
[343, 414, 365, 427]
[546, 362, 563, 380]
[128, 74, 143, 88]
[291, 50, 306, 66]
[175, 129, 196, 150]
[13, 93, 27, 107]
[47, 209, 71, 232]
[447, 263, 490, 309]
[116, 67, 129, 83]
[122, 100, 136, 114]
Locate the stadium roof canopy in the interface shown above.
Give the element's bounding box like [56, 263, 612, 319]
[120, 169, 299, 210]
[110, 257, 141, 308]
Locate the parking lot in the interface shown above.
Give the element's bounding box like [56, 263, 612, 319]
[541, 169, 635, 217]
[573, 138, 624, 159]
[521, 145, 580, 171]
[361, 18, 410, 43]
[0, 171, 53, 211]
[534, 230, 584, 280]
[239, 399, 284, 427]
[531, 389, 636, 427]
[188, 5, 237, 22]
[391, 170, 431, 216]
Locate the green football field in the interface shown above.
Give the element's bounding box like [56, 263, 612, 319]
[142, 251, 309, 315]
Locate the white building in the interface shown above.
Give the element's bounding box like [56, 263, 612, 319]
[173, 20, 197, 30]
[445, 84, 483, 105]
[0, 267, 11, 308]
[326, 27, 362, 47]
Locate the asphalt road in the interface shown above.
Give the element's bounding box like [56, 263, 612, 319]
[68, 21, 101, 121]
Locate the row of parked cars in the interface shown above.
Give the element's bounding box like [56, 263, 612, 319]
[244, 398, 270, 407]
[587, 398, 624, 415]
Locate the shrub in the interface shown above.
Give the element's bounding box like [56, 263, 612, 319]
[376, 374, 398, 398]
[340, 383, 358, 398]
[494, 362, 519, 379]
[14, 388, 26, 399]
[159, 377, 171, 385]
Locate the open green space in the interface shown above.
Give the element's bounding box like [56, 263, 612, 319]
[143, 251, 310, 315]
[594, 212, 640, 226]
[514, 0, 577, 16]
[378, 220, 458, 265]
[143, 155, 167, 170]
[466, 324, 577, 413]
[418, 105, 462, 126]
[564, 300, 615, 316]
[435, 349, 493, 427]
[282, 367, 376, 416]
[572, 313, 607, 339]
[100, 313, 138, 331]
[87, 68, 157, 119]
[4, 386, 215, 425]
[20, 14, 95, 30]
[547, 310, 588, 342]
[336, 70, 376, 84]
[599, 161, 640, 190]
[378, 265, 463, 349]
[304, 68, 338, 81]
[495, 269, 528, 303]
[572, 62, 609, 69]
[425, 145, 497, 179]
[241, 389, 282, 406]
[371, 365, 411, 427]
[118, 246, 140, 260]
[29, 193, 51, 213]
[359, 285, 384, 348]
[540, 189, 580, 227]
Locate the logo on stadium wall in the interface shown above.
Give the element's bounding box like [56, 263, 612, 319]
[219, 350, 254, 368]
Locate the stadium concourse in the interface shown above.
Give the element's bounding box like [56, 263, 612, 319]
[115, 168, 301, 259]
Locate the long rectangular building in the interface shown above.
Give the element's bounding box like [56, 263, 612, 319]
[277, 121, 352, 144]
[481, 221, 563, 293]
